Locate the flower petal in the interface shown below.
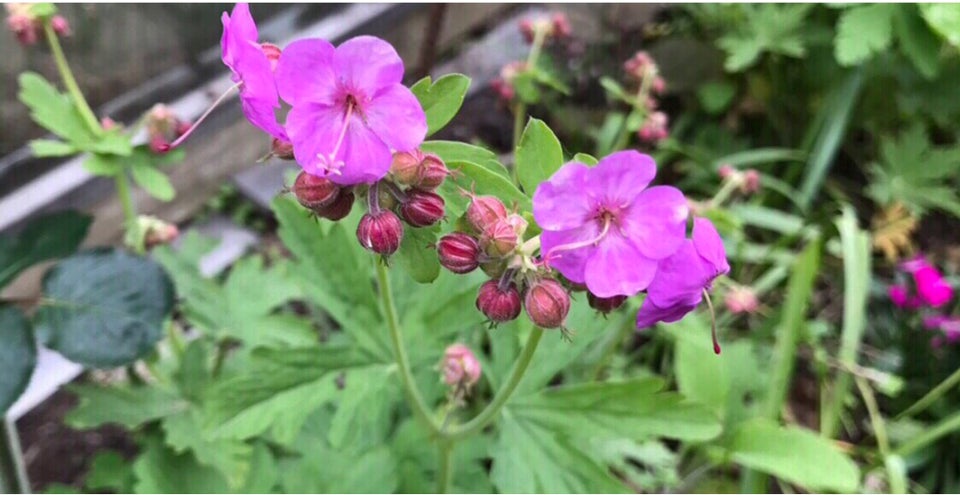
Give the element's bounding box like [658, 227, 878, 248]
[240, 95, 286, 141]
[692, 217, 730, 277]
[541, 222, 600, 285]
[621, 185, 689, 260]
[589, 150, 656, 205]
[584, 233, 656, 297]
[363, 84, 427, 152]
[533, 162, 595, 231]
[221, 3, 259, 69]
[336, 121, 393, 184]
[285, 103, 345, 177]
[645, 241, 708, 308]
[335, 36, 404, 96]
[636, 296, 700, 330]
[275, 38, 338, 106]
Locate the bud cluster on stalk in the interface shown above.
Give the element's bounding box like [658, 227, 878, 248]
[145, 104, 192, 154]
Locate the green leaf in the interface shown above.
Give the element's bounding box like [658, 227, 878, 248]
[895, 5, 942, 79]
[572, 152, 598, 166]
[599, 77, 633, 105]
[410, 74, 471, 136]
[697, 81, 738, 115]
[326, 365, 393, 449]
[920, 3, 960, 48]
[0, 306, 36, 414]
[515, 118, 564, 196]
[835, 4, 896, 66]
[0, 210, 92, 288]
[438, 160, 531, 219]
[205, 347, 375, 444]
[35, 249, 175, 367]
[65, 384, 187, 429]
[29, 3, 56, 18]
[282, 443, 398, 493]
[727, 420, 860, 492]
[85, 451, 135, 493]
[511, 378, 722, 442]
[82, 153, 124, 177]
[512, 71, 542, 104]
[395, 226, 440, 284]
[130, 163, 175, 201]
[132, 433, 231, 494]
[162, 409, 253, 489]
[420, 140, 508, 177]
[30, 139, 78, 157]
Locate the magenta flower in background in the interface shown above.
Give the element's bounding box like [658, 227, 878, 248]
[914, 265, 954, 308]
[221, 3, 286, 140]
[534, 150, 689, 297]
[888, 284, 921, 309]
[924, 315, 960, 347]
[636, 217, 730, 329]
[275, 36, 427, 185]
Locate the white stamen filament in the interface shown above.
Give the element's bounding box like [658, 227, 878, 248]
[543, 214, 613, 265]
[162, 82, 243, 151]
[317, 101, 355, 175]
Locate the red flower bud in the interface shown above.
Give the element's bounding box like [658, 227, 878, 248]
[316, 189, 355, 221]
[390, 150, 423, 185]
[416, 154, 448, 190]
[272, 138, 295, 160]
[725, 286, 759, 314]
[477, 279, 522, 323]
[742, 169, 761, 194]
[482, 218, 519, 257]
[400, 189, 445, 227]
[466, 195, 507, 234]
[587, 292, 627, 313]
[51, 15, 70, 37]
[390, 150, 448, 190]
[293, 171, 340, 211]
[525, 278, 570, 329]
[438, 233, 480, 274]
[442, 344, 482, 388]
[357, 210, 404, 255]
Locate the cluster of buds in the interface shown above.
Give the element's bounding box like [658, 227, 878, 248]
[638, 111, 669, 144]
[440, 343, 482, 397]
[292, 171, 355, 221]
[491, 61, 528, 103]
[623, 51, 670, 145]
[718, 165, 761, 195]
[144, 104, 191, 154]
[519, 12, 571, 45]
[724, 285, 759, 314]
[5, 4, 69, 45]
[437, 194, 573, 333]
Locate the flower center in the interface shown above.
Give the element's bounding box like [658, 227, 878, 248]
[316, 95, 360, 176]
[542, 206, 616, 266]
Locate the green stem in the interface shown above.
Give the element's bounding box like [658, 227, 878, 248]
[436, 440, 454, 494]
[166, 322, 185, 358]
[115, 173, 141, 253]
[444, 327, 544, 441]
[897, 366, 960, 420]
[0, 419, 29, 494]
[211, 340, 230, 379]
[375, 262, 440, 434]
[509, 24, 549, 186]
[43, 21, 101, 135]
[894, 410, 960, 458]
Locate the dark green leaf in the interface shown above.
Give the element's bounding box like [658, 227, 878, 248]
[727, 420, 860, 492]
[130, 163, 175, 201]
[395, 226, 440, 284]
[895, 5, 943, 79]
[420, 140, 508, 177]
[35, 249, 174, 367]
[65, 384, 187, 429]
[697, 81, 738, 115]
[0, 306, 35, 414]
[410, 74, 471, 136]
[0, 210, 92, 288]
[515, 118, 564, 196]
[438, 160, 531, 219]
[920, 3, 960, 48]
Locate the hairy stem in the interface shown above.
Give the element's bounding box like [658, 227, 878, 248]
[114, 173, 141, 253]
[43, 21, 101, 134]
[437, 440, 454, 494]
[445, 327, 544, 441]
[375, 262, 440, 434]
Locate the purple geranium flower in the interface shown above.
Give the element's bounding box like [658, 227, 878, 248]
[220, 3, 286, 140]
[274, 36, 427, 185]
[636, 217, 730, 330]
[534, 151, 689, 297]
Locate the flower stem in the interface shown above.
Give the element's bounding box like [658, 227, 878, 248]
[114, 172, 141, 253]
[436, 440, 454, 494]
[43, 20, 101, 135]
[897, 365, 960, 420]
[510, 24, 549, 187]
[375, 262, 440, 434]
[0, 419, 29, 494]
[444, 326, 544, 441]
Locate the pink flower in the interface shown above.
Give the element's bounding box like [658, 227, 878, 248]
[220, 3, 286, 140]
[914, 265, 953, 308]
[534, 151, 689, 297]
[275, 36, 427, 185]
[888, 284, 920, 309]
[924, 316, 960, 345]
[636, 217, 730, 329]
[442, 344, 481, 389]
[638, 112, 669, 143]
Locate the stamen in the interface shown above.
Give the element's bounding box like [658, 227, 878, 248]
[702, 288, 720, 355]
[160, 82, 242, 152]
[316, 100, 355, 175]
[543, 215, 612, 267]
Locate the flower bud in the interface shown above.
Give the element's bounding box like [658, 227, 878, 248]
[724, 286, 759, 314]
[466, 195, 507, 234]
[100, 117, 119, 131]
[552, 12, 571, 39]
[505, 213, 528, 238]
[476, 279, 522, 323]
[651, 76, 666, 95]
[524, 278, 570, 329]
[624, 51, 655, 80]
[51, 14, 70, 37]
[718, 164, 735, 180]
[638, 112, 669, 143]
[438, 233, 480, 274]
[390, 150, 448, 190]
[587, 292, 627, 313]
[260, 42, 281, 71]
[482, 218, 519, 257]
[400, 189, 445, 227]
[357, 210, 404, 255]
[272, 138, 295, 160]
[293, 171, 340, 211]
[390, 150, 423, 185]
[491, 78, 515, 102]
[742, 169, 760, 194]
[441, 344, 481, 389]
[416, 154, 448, 190]
[316, 188, 355, 221]
[5, 4, 39, 45]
